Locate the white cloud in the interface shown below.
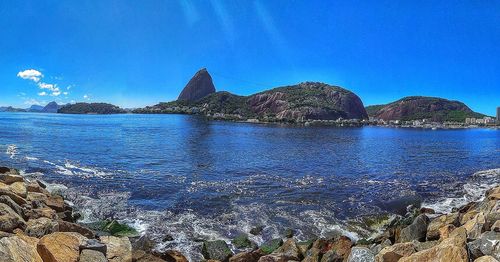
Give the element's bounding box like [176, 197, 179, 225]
[51, 91, 61, 96]
[83, 94, 89, 99]
[38, 82, 59, 92]
[63, 92, 69, 95]
[38, 91, 47, 96]
[17, 69, 43, 82]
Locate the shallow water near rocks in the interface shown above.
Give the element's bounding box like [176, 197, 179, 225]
[0, 112, 499, 260]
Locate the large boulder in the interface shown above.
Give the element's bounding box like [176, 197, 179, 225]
[260, 238, 284, 254]
[467, 231, 500, 261]
[0, 171, 24, 184]
[178, 68, 216, 101]
[37, 232, 87, 262]
[0, 235, 43, 262]
[25, 217, 59, 238]
[230, 251, 262, 262]
[398, 214, 429, 243]
[347, 247, 375, 262]
[426, 213, 460, 240]
[202, 240, 233, 262]
[58, 220, 95, 238]
[79, 249, 107, 262]
[375, 242, 416, 262]
[100, 236, 133, 262]
[463, 212, 486, 240]
[270, 238, 301, 261]
[0, 202, 26, 232]
[474, 256, 499, 262]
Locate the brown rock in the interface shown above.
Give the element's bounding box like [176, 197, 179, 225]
[79, 249, 107, 262]
[491, 220, 500, 232]
[323, 236, 353, 260]
[0, 195, 24, 219]
[0, 188, 27, 206]
[26, 207, 58, 220]
[58, 220, 94, 238]
[375, 242, 416, 262]
[9, 182, 27, 198]
[230, 251, 262, 262]
[0, 202, 26, 232]
[44, 195, 65, 212]
[157, 250, 189, 262]
[474, 256, 499, 262]
[0, 173, 24, 184]
[463, 212, 486, 240]
[271, 238, 301, 261]
[136, 253, 166, 262]
[0, 235, 43, 262]
[100, 235, 133, 262]
[398, 243, 467, 262]
[26, 181, 50, 195]
[438, 224, 456, 240]
[426, 213, 460, 240]
[302, 247, 321, 262]
[37, 232, 87, 262]
[25, 217, 59, 238]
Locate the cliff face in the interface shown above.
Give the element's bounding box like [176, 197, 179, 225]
[42, 102, 61, 113]
[247, 82, 368, 120]
[368, 96, 484, 122]
[177, 68, 216, 101]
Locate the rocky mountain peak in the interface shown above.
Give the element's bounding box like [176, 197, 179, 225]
[178, 68, 216, 101]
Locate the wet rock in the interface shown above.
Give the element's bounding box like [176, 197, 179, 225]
[25, 217, 59, 238]
[419, 207, 435, 214]
[375, 242, 416, 262]
[232, 233, 255, 249]
[0, 235, 42, 262]
[463, 212, 486, 240]
[250, 226, 264, 235]
[426, 213, 459, 240]
[398, 214, 429, 243]
[474, 256, 499, 262]
[320, 250, 343, 262]
[347, 247, 375, 262]
[272, 239, 301, 261]
[58, 220, 95, 238]
[467, 231, 500, 261]
[25, 207, 57, 220]
[297, 240, 314, 257]
[202, 240, 233, 262]
[37, 232, 87, 262]
[0, 172, 24, 184]
[0, 202, 26, 232]
[283, 228, 294, 238]
[162, 234, 174, 242]
[484, 212, 500, 231]
[156, 250, 189, 262]
[302, 247, 321, 262]
[80, 238, 107, 254]
[79, 249, 107, 262]
[100, 236, 133, 262]
[229, 250, 262, 262]
[260, 238, 283, 254]
[323, 236, 353, 260]
[136, 253, 166, 262]
[101, 220, 139, 237]
[370, 239, 391, 254]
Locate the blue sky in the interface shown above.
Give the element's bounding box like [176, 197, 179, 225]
[0, 1, 498, 115]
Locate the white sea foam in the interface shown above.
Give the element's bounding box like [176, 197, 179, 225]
[423, 168, 500, 214]
[25, 156, 39, 161]
[6, 145, 17, 159]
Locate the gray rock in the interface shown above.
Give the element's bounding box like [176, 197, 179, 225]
[25, 217, 59, 238]
[468, 231, 500, 260]
[202, 240, 233, 262]
[79, 249, 107, 262]
[0, 203, 26, 232]
[347, 247, 375, 262]
[399, 214, 429, 243]
[80, 238, 107, 255]
[0, 196, 24, 219]
[178, 68, 216, 101]
[321, 250, 343, 262]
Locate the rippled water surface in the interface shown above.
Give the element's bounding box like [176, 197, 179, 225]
[0, 112, 499, 260]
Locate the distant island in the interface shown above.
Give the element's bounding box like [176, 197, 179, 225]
[366, 96, 485, 123]
[58, 103, 127, 114]
[0, 68, 496, 126]
[134, 68, 368, 123]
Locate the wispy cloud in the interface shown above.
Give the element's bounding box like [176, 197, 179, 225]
[38, 91, 47, 96]
[210, 0, 235, 43]
[180, 0, 200, 25]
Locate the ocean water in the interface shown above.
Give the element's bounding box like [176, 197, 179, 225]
[0, 112, 499, 260]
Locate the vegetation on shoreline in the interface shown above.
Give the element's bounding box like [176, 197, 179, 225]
[58, 102, 126, 114]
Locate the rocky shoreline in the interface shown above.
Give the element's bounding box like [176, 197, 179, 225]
[1, 166, 499, 262]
